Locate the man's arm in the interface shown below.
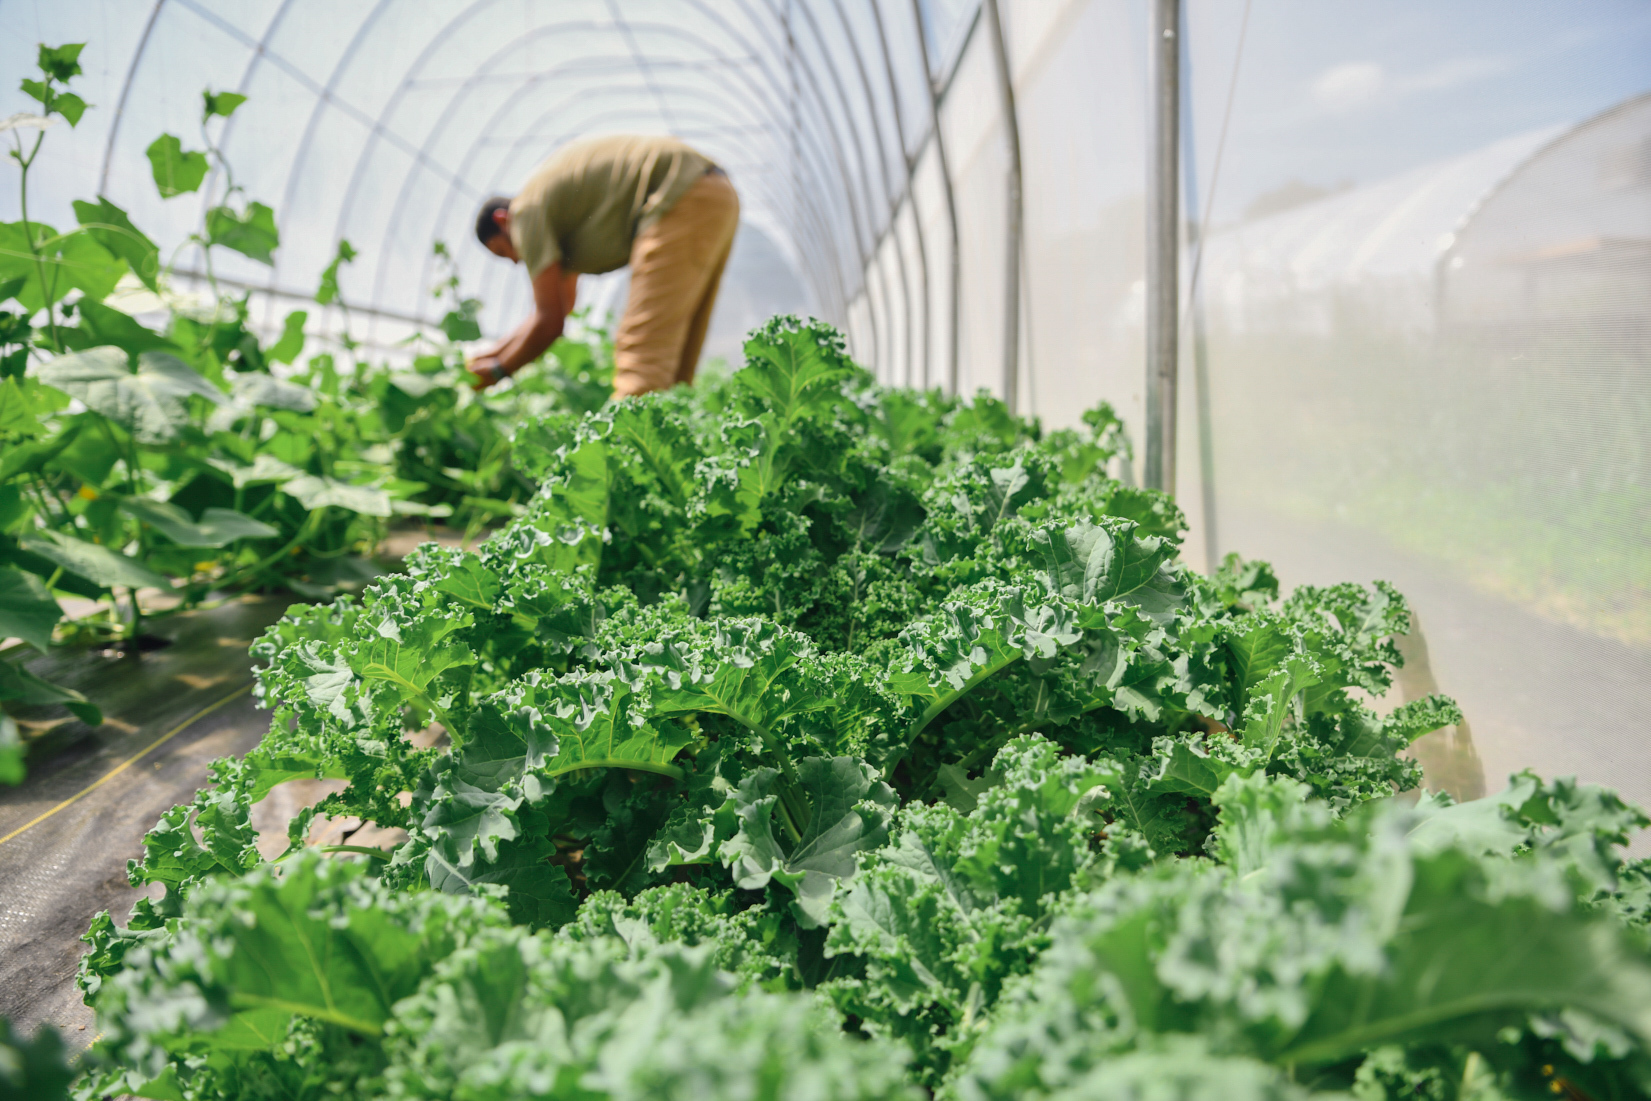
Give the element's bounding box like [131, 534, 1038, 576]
[467, 261, 577, 389]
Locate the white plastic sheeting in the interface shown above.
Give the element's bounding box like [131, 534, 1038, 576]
[3, 0, 1649, 819]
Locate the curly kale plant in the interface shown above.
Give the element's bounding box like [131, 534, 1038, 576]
[73, 318, 1649, 1100]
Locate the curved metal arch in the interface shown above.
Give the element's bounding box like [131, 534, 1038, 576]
[361, 10, 856, 332]
[386, 32, 854, 333]
[166, 0, 481, 307]
[629, 0, 869, 312]
[459, 88, 851, 335]
[910, 0, 963, 396]
[261, 0, 400, 316]
[97, 0, 167, 196]
[324, 0, 580, 287]
[606, 0, 677, 131]
[740, 0, 888, 297]
[417, 98, 845, 346]
[386, 68, 773, 299]
[752, 1, 898, 369]
[350, 26, 756, 315]
[174, 0, 301, 274]
[984, 0, 1025, 413]
[773, 0, 898, 364]
[402, 75, 847, 347]
[451, 58, 850, 283]
[827, 0, 917, 384]
[168, 0, 932, 367]
[476, 94, 850, 321]
[469, 125, 846, 342]
[868, 0, 934, 388]
[351, 1, 873, 346]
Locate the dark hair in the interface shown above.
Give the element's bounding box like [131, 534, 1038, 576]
[475, 196, 512, 245]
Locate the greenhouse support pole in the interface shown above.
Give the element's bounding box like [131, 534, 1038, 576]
[984, 0, 1024, 415]
[1144, 0, 1180, 494]
[910, 0, 963, 397]
[1177, 0, 1220, 571]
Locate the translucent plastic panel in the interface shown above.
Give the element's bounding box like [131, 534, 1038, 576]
[1169, 0, 1651, 818]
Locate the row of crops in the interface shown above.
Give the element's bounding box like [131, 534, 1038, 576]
[3, 42, 1650, 1101]
[0, 45, 614, 770]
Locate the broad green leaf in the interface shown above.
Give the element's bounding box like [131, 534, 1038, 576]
[737, 315, 856, 428]
[20, 529, 170, 590]
[94, 855, 507, 1058]
[0, 658, 100, 725]
[1033, 518, 1179, 608]
[35, 346, 223, 442]
[424, 828, 577, 928]
[440, 302, 481, 342]
[73, 197, 161, 290]
[284, 474, 392, 516]
[540, 672, 694, 779]
[827, 737, 1116, 1031]
[888, 580, 1081, 744]
[208, 452, 302, 488]
[315, 238, 355, 304]
[126, 788, 260, 911]
[230, 371, 317, 412]
[0, 221, 125, 310]
[117, 498, 278, 546]
[0, 713, 20, 785]
[206, 202, 279, 264]
[1223, 615, 1295, 697]
[0, 1015, 75, 1098]
[37, 42, 85, 82]
[0, 565, 61, 650]
[344, 589, 475, 708]
[841, 479, 924, 555]
[74, 298, 175, 353]
[1235, 654, 1320, 756]
[1147, 735, 1259, 798]
[414, 547, 502, 612]
[267, 309, 306, 364]
[640, 620, 833, 750]
[1277, 848, 1651, 1064]
[145, 134, 208, 198]
[0, 377, 45, 438]
[722, 755, 897, 927]
[201, 89, 247, 120]
[1405, 771, 1649, 892]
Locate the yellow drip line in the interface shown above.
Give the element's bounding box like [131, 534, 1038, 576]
[0, 682, 254, 847]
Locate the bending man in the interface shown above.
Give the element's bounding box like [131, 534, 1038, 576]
[468, 134, 740, 397]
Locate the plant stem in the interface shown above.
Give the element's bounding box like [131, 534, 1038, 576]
[14, 126, 62, 352]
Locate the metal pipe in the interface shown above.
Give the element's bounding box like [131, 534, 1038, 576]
[868, 0, 933, 389]
[97, 0, 166, 196]
[983, 0, 1023, 414]
[1143, 0, 1180, 494]
[828, 0, 916, 385]
[910, 0, 962, 396]
[1177, 0, 1220, 570]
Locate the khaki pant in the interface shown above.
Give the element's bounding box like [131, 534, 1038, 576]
[612, 169, 740, 397]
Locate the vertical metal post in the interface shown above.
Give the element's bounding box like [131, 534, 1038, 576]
[984, 0, 1023, 415]
[910, 0, 962, 396]
[1176, 0, 1218, 570]
[1144, 0, 1180, 494]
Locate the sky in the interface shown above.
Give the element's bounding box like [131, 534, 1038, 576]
[1184, 0, 1651, 225]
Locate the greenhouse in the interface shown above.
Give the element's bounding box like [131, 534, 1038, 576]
[1, 0, 1648, 1097]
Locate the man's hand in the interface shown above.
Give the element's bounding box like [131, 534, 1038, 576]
[467, 355, 507, 391]
[463, 260, 576, 391]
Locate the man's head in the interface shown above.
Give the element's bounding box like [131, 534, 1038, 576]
[475, 196, 518, 262]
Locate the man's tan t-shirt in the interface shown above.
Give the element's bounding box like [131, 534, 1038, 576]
[508, 135, 712, 277]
